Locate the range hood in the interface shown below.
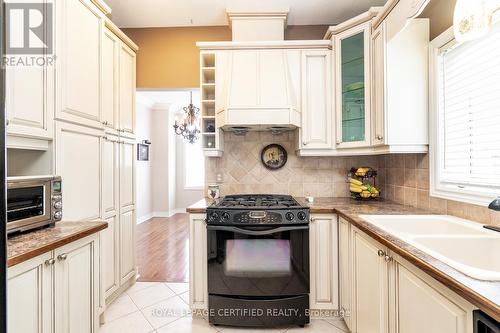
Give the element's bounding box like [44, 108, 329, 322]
[214, 9, 302, 132]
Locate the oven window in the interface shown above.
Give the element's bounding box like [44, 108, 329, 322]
[7, 186, 45, 222]
[224, 239, 291, 278]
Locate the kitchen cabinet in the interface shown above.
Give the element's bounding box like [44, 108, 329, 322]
[338, 217, 353, 331]
[118, 43, 137, 138]
[56, 0, 103, 129]
[119, 137, 135, 211]
[351, 226, 389, 333]
[119, 209, 136, 284]
[8, 234, 100, 333]
[335, 22, 372, 149]
[5, 0, 54, 150]
[102, 26, 120, 135]
[55, 121, 102, 221]
[309, 214, 339, 310]
[395, 256, 474, 333]
[101, 135, 120, 298]
[54, 235, 100, 333]
[189, 214, 208, 310]
[102, 22, 138, 138]
[341, 222, 475, 333]
[370, 18, 429, 153]
[7, 252, 53, 333]
[299, 50, 334, 153]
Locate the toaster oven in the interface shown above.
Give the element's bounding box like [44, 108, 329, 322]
[7, 176, 62, 235]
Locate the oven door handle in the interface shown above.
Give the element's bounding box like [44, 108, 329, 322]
[206, 225, 308, 235]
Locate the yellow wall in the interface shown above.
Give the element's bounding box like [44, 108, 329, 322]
[123, 25, 328, 89]
[123, 26, 231, 89]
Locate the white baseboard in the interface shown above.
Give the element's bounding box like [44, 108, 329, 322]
[137, 209, 187, 224]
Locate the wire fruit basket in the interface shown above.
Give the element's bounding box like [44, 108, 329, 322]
[348, 167, 381, 200]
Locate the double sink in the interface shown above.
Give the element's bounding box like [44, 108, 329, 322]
[360, 215, 500, 281]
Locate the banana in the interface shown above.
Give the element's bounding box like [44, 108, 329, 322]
[349, 178, 363, 186]
[350, 186, 363, 193]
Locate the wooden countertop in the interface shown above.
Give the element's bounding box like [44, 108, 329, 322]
[7, 221, 108, 267]
[187, 197, 500, 321]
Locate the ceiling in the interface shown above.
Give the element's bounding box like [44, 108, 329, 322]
[105, 0, 387, 28]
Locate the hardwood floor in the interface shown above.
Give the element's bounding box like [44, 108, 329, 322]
[135, 214, 190, 282]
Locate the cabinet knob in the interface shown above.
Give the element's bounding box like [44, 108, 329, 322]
[384, 255, 393, 262]
[336, 140, 342, 145]
[44, 258, 56, 266]
[57, 253, 68, 261]
[302, 142, 308, 146]
[377, 249, 385, 257]
[102, 120, 109, 125]
[376, 135, 384, 141]
[5, 119, 9, 126]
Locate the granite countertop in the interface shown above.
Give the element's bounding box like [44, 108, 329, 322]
[187, 197, 500, 321]
[7, 221, 108, 267]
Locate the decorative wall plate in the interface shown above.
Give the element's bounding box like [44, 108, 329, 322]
[261, 144, 287, 170]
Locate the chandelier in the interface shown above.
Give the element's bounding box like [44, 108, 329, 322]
[173, 92, 201, 144]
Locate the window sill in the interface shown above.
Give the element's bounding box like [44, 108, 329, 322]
[430, 184, 498, 207]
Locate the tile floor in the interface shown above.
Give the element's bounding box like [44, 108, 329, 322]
[100, 282, 348, 333]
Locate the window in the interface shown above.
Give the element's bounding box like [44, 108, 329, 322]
[184, 139, 205, 190]
[430, 25, 500, 205]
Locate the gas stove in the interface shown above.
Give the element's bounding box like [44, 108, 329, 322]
[207, 194, 309, 225]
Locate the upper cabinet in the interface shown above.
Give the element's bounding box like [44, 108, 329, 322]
[299, 50, 334, 153]
[118, 43, 137, 138]
[102, 21, 138, 138]
[56, 0, 103, 129]
[5, 0, 55, 151]
[335, 22, 371, 149]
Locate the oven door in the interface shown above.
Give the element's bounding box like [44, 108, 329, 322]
[207, 225, 309, 297]
[7, 180, 51, 233]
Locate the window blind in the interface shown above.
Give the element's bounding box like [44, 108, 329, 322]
[439, 24, 500, 187]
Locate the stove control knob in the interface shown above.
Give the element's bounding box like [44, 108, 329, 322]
[285, 212, 294, 221]
[297, 211, 307, 221]
[221, 212, 230, 222]
[208, 212, 219, 222]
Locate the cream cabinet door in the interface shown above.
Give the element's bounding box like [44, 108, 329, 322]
[396, 262, 473, 333]
[119, 44, 136, 138]
[371, 23, 386, 146]
[338, 217, 352, 330]
[6, 66, 53, 141]
[101, 215, 120, 298]
[309, 214, 338, 310]
[300, 50, 333, 150]
[102, 27, 119, 134]
[189, 214, 208, 310]
[55, 235, 99, 333]
[55, 121, 102, 221]
[56, 0, 102, 128]
[8, 252, 53, 333]
[102, 135, 119, 217]
[119, 138, 135, 210]
[352, 227, 389, 333]
[119, 209, 136, 284]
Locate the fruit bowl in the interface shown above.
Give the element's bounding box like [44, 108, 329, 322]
[349, 167, 381, 200]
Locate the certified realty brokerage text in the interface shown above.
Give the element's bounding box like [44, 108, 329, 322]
[4, 2, 56, 67]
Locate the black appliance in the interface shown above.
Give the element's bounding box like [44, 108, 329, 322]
[474, 310, 500, 333]
[206, 195, 310, 328]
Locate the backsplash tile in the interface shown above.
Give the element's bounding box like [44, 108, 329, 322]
[205, 132, 380, 199]
[381, 153, 500, 227]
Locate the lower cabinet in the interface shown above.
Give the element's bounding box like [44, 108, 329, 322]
[309, 214, 339, 310]
[395, 258, 474, 333]
[119, 208, 136, 284]
[342, 223, 475, 333]
[8, 234, 100, 333]
[338, 217, 352, 330]
[351, 226, 389, 333]
[189, 214, 208, 310]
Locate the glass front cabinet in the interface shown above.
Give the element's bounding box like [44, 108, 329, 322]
[335, 22, 371, 148]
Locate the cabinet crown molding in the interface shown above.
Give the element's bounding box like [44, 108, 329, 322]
[324, 7, 382, 39]
[196, 40, 331, 50]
